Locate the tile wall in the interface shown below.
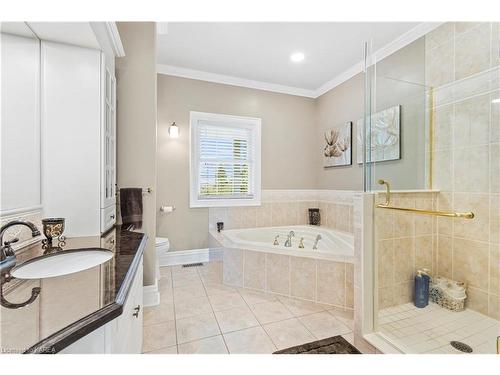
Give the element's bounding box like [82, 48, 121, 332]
[375, 192, 438, 310]
[426, 22, 499, 319]
[208, 189, 356, 233]
[222, 248, 354, 311]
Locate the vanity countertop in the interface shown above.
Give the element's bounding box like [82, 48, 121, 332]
[0, 226, 146, 354]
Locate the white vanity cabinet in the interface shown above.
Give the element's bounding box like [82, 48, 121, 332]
[101, 63, 117, 231]
[60, 256, 143, 354]
[41, 41, 116, 237]
[106, 258, 144, 354]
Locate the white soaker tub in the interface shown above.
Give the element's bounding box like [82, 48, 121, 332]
[211, 225, 354, 263]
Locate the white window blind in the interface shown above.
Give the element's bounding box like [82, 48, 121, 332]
[190, 112, 261, 207]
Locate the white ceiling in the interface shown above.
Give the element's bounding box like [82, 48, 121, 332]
[156, 22, 429, 97]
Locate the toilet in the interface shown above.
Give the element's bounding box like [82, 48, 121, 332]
[155, 237, 170, 279]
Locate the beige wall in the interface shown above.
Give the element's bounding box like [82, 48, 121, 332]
[116, 22, 158, 285]
[156, 75, 316, 251]
[315, 73, 365, 190]
[315, 38, 427, 191]
[156, 38, 427, 251]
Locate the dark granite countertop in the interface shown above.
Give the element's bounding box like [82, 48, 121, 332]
[0, 226, 146, 354]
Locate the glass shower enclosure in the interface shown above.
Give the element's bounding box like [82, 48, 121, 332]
[363, 22, 500, 354]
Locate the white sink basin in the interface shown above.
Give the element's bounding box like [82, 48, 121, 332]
[11, 248, 113, 279]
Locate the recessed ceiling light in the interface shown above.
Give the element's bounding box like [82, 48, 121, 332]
[290, 52, 305, 63]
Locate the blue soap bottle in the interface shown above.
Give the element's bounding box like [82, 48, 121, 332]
[414, 269, 430, 308]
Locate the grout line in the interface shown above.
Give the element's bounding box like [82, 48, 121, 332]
[167, 266, 179, 353]
[236, 282, 278, 351]
[199, 262, 230, 353]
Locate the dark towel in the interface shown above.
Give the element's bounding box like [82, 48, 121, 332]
[119, 188, 143, 229]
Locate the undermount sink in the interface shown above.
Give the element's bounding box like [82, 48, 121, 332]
[11, 248, 113, 279]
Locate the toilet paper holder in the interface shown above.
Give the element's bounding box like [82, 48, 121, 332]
[160, 205, 176, 213]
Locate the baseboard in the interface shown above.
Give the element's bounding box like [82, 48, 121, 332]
[158, 248, 211, 266]
[143, 278, 160, 307]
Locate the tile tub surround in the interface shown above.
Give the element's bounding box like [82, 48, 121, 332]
[143, 262, 367, 354]
[424, 22, 500, 319]
[221, 249, 354, 311]
[208, 189, 357, 234]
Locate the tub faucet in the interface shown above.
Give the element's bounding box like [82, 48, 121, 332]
[312, 234, 322, 250]
[284, 231, 295, 247]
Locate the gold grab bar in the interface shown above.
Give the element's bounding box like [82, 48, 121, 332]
[376, 180, 474, 219]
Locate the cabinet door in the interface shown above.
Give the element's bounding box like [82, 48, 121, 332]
[1, 33, 41, 214]
[101, 63, 117, 211]
[42, 41, 101, 237]
[107, 257, 143, 354]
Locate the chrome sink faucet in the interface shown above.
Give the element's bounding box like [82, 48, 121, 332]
[0, 220, 42, 309]
[284, 231, 295, 247]
[0, 220, 41, 270]
[312, 234, 322, 250]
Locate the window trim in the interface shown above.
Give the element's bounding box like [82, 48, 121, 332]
[189, 111, 261, 208]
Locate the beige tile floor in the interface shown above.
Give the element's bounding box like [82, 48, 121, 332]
[142, 261, 357, 354]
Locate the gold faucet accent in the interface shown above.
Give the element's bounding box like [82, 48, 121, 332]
[378, 179, 391, 206]
[298, 237, 304, 249]
[273, 235, 279, 246]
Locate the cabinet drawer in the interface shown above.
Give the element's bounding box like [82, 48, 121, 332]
[100, 230, 116, 251]
[100, 205, 116, 233]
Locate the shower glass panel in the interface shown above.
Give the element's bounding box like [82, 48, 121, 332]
[365, 22, 500, 354]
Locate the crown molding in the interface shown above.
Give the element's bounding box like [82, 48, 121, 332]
[313, 61, 365, 98]
[105, 22, 125, 57]
[157, 22, 443, 99]
[314, 22, 443, 98]
[156, 64, 317, 98]
[372, 22, 442, 63]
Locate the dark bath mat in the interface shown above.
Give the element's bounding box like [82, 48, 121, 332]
[273, 335, 361, 354]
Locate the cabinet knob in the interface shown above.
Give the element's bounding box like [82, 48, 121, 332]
[133, 305, 141, 318]
[110, 214, 115, 220]
[110, 239, 115, 245]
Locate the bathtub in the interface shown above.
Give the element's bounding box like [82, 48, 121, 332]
[210, 225, 355, 309]
[211, 225, 353, 262]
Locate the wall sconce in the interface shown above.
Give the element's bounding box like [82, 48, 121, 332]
[169, 122, 179, 138]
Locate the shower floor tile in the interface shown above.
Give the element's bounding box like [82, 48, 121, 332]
[378, 302, 500, 354]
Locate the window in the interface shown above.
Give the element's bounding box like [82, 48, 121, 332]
[190, 111, 261, 207]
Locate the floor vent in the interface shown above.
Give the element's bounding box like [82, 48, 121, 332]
[182, 262, 204, 268]
[450, 341, 473, 353]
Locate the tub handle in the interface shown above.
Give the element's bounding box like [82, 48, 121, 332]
[298, 237, 305, 249]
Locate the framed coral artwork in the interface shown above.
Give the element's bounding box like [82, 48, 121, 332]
[323, 121, 352, 168]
